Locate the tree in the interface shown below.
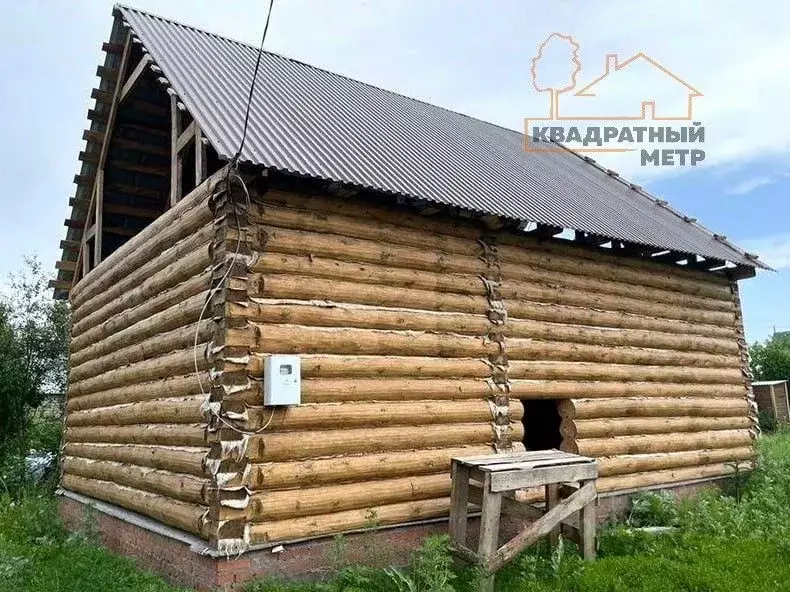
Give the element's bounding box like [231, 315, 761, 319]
[530, 33, 582, 119]
[749, 335, 790, 381]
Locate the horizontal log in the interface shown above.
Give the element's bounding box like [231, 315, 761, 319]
[67, 395, 206, 427]
[558, 397, 750, 419]
[70, 168, 220, 309]
[509, 361, 744, 385]
[244, 400, 516, 430]
[257, 225, 486, 276]
[71, 272, 210, 354]
[597, 462, 751, 493]
[65, 423, 207, 447]
[249, 497, 450, 545]
[250, 473, 450, 521]
[506, 338, 738, 369]
[249, 422, 523, 462]
[249, 445, 494, 490]
[241, 323, 493, 358]
[71, 240, 212, 338]
[70, 290, 208, 365]
[62, 457, 208, 505]
[62, 442, 207, 476]
[510, 380, 745, 400]
[249, 274, 489, 316]
[250, 252, 486, 296]
[69, 346, 208, 398]
[61, 474, 207, 537]
[67, 373, 210, 412]
[564, 429, 753, 456]
[598, 447, 755, 477]
[506, 299, 734, 339]
[292, 378, 494, 404]
[70, 321, 212, 383]
[561, 416, 753, 439]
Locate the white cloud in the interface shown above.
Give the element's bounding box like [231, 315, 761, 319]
[740, 234, 790, 269]
[726, 176, 773, 195]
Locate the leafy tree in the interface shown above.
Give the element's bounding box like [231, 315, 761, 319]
[750, 334, 790, 381]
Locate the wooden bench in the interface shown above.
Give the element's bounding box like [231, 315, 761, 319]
[449, 450, 598, 592]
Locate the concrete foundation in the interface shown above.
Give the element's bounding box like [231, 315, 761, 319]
[58, 477, 728, 591]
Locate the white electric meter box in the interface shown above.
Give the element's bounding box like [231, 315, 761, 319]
[263, 355, 301, 406]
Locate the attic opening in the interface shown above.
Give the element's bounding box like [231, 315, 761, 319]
[520, 399, 563, 451]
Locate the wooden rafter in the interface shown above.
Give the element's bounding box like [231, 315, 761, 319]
[170, 94, 182, 207]
[120, 54, 152, 102]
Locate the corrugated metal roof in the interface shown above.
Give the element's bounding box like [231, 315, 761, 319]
[116, 4, 764, 268]
[753, 380, 788, 386]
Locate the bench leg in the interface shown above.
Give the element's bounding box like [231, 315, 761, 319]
[579, 479, 597, 561]
[477, 477, 502, 592]
[545, 483, 559, 549]
[450, 461, 470, 547]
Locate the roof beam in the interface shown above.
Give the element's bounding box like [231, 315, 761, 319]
[176, 120, 197, 154]
[102, 42, 125, 55]
[60, 239, 80, 251]
[96, 65, 119, 81]
[48, 280, 72, 291]
[120, 55, 152, 102]
[55, 260, 77, 272]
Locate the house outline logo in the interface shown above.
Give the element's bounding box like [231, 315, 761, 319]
[525, 33, 703, 153]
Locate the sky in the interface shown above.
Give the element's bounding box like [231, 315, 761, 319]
[0, 0, 787, 342]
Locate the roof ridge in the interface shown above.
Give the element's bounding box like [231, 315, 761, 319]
[115, 3, 527, 140]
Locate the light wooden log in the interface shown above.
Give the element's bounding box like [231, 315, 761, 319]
[506, 299, 734, 339]
[241, 300, 736, 356]
[509, 361, 743, 385]
[61, 474, 207, 537]
[596, 462, 752, 493]
[65, 423, 207, 447]
[67, 395, 206, 427]
[249, 274, 489, 316]
[70, 321, 212, 383]
[242, 323, 494, 358]
[250, 252, 487, 296]
[71, 243, 212, 339]
[248, 445, 494, 490]
[558, 397, 750, 419]
[251, 205, 731, 311]
[249, 473, 450, 521]
[70, 290, 209, 366]
[69, 168, 221, 309]
[561, 416, 753, 439]
[69, 346, 208, 398]
[62, 456, 208, 505]
[249, 497, 451, 544]
[289, 379, 494, 404]
[506, 338, 738, 369]
[564, 429, 753, 456]
[62, 442, 207, 476]
[598, 446, 755, 477]
[502, 280, 734, 326]
[510, 381, 745, 400]
[67, 373, 210, 412]
[257, 225, 487, 276]
[70, 272, 210, 354]
[249, 422, 524, 462]
[244, 400, 517, 429]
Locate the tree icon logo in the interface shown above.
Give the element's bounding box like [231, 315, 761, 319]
[530, 33, 582, 119]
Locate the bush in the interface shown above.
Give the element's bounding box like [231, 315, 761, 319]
[758, 410, 778, 433]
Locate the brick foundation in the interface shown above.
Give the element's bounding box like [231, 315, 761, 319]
[58, 478, 727, 591]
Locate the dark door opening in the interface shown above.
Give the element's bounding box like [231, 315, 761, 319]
[520, 399, 562, 451]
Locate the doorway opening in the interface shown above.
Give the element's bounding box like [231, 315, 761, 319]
[520, 399, 562, 451]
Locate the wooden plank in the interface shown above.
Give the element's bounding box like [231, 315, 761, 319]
[105, 203, 161, 219]
[64, 219, 84, 230]
[110, 161, 168, 176]
[91, 88, 113, 104]
[482, 456, 594, 473]
[195, 126, 207, 185]
[87, 108, 108, 123]
[55, 260, 77, 272]
[449, 461, 470, 547]
[49, 279, 72, 290]
[545, 483, 559, 549]
[102, 42, 125, 55]
[103, 226, 138, 237]
[175, 121, 196, 154]
[487, 481, 596, 573]
[84, 130, 169, 156]
[60, 240, 80, 251]
[105, 183, 164, 200]
[477, 473, 502, 592]
[78, 151, 99, 165]
[74, 174, 95, 187]
[69, 197, 90, 209]
[94, 169, 104, 265]
[120, 55, 152, 102]
[96, 65, 119, 81]
[580, 479, 597, 560]
[490, 463, 598, 492]
[169, 95, 182, 207]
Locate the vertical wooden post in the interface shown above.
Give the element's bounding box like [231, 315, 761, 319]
[449, 461, 470, 548]
[195, 126, 207, 186]
[477, 473, 502, 592]
[545, 483, 559, 549]
[579, 479, 597, 561]
[170, 94, 182, 207]
[93, 169, 104, 265]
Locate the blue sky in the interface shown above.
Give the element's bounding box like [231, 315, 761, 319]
[0, 0, 787, 343]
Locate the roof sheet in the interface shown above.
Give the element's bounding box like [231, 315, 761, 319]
[115, 5, 763, 268]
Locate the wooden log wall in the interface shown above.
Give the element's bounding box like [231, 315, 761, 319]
[222, 186, 756, 547]
[61, 171, 227, 542]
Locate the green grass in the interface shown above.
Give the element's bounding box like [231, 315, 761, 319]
[3, 431, 790, 591]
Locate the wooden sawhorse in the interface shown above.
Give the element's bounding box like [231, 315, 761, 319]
[449, 450, 598, 592]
